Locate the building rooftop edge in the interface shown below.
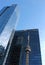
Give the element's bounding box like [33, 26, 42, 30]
[15, 29, 39, 32]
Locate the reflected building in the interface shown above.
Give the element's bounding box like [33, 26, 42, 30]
[3, 29, 42, 65]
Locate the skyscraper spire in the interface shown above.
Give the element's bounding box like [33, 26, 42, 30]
[25, 32, 31, 65]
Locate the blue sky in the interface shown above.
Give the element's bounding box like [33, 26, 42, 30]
[0, 0, 45, 65]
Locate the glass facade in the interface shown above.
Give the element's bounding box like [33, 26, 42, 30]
[0, 4, 19, 65]
[0, 4, 18, 48]
[4, 29, 42, 65]
[0, 4, 17, 34]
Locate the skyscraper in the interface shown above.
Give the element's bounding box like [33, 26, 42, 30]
[0, 4, 19, 65]
[0, 4, 17, 34]
[0, 4, 19, 48]
[3, 29, 42, 65]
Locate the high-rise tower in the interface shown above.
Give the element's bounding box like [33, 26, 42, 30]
[0, 4, 19, 65]
[2, 29, 42, 65]
[0, 4, 17, 34]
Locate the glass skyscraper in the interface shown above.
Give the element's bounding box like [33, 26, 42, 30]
[0, 4, 19, 65]
[4, 29, 42, 65]
[0, 4, 19, 47]
[0, 4, 17, 34]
